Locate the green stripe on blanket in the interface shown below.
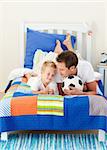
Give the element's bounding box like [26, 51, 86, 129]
[37, 95, 64, 116]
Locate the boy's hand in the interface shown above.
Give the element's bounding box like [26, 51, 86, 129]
[33, 90, 49, 94]
[48, 89, 54, 94]
[42, 90, 49, 94]
[42, 89, 54, 94]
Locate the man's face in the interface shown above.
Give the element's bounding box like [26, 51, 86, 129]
[56, 62, 71, 78]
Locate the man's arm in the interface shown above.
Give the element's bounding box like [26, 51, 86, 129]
[84, 81, 97, 95]
[64, 81, 97, 95]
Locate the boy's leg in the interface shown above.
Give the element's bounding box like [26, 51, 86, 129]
[63, 33, 74, 51]
[54, 40, 63, 55]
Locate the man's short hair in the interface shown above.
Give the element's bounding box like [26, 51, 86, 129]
[56, 51, 78, 69]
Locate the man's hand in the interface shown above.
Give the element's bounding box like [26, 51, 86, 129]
[64, 87, 83, 95]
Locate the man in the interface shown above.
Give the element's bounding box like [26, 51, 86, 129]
[56, 51, 97, 95]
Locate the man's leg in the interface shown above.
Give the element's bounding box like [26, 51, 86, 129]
[54, 40, 63, 55]
[63, 33, 74, 51]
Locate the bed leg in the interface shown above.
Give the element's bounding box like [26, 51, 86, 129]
[98, 129, 105, 142]
[1, 132, 8, 141]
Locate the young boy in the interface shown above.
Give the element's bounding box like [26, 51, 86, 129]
[25, 61, 59, 95]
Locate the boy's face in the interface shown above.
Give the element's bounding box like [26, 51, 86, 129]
[42, 67, 56, 84]
[56, 62, 75, 78]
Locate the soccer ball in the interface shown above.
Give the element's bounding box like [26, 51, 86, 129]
[62, 75, 83, 91]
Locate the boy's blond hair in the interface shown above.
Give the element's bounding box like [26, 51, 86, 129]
[41, 61, 57, 73]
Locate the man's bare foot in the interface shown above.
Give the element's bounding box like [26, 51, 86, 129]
[54, 40, 63, 55]
[63, 33, 74, 51]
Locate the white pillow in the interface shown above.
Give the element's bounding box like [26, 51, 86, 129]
[8, 68, 36, 81]
[33, 49, 48, 74]
[33, 49, 57, 74]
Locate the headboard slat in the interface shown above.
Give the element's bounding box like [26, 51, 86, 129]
[77, 32, 83, 58]
[48, 29, 54, 33]
[57, 30, 64, 34]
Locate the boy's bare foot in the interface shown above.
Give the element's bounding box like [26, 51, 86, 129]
[54, 40, 63, 55]
[63, 33, 74, 51]
[24, 73, 31, 80]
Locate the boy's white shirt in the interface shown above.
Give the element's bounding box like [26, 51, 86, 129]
[27, 76, 59, 95]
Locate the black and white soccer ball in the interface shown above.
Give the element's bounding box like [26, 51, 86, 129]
[62, 75, 83, 91]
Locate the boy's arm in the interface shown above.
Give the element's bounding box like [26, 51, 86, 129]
[32, 89, 49, 94]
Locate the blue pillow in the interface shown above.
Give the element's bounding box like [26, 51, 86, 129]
[24, 28, 76, 69]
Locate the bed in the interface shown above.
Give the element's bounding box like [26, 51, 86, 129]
[0, 22, 107, 141]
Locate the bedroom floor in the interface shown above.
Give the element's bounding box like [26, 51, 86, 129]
[0, 132, 107, 150]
